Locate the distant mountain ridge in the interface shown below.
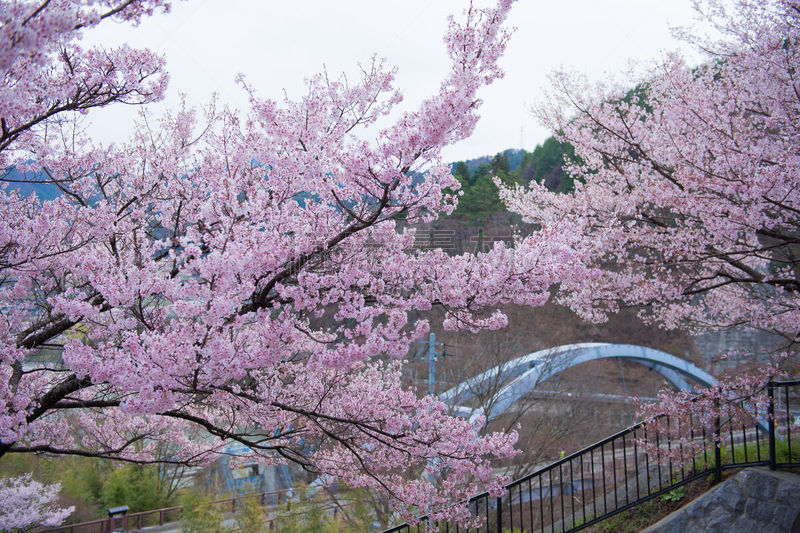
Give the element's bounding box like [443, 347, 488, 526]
[3, 138, 572, 203]
[453, 148, 527, 175]
[451, 137, 575, 193]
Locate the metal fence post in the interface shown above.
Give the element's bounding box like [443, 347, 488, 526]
[768, 382, 776, 470]
[714, 397, 722, 483]
[496, 496, 502, 532]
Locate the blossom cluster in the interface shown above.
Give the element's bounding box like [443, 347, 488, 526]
[0, 474, 73, 531]
[0, 0, 598, 527]
[502, 0, 800, 341]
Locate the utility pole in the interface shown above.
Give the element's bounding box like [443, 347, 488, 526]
[427, 333, 443, 396]
[410, 333, 445, 396]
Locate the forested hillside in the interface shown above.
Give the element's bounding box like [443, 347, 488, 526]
[447, 136, 575, 226]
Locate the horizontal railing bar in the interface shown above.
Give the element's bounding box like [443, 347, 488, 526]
[720, 460, 771, 470]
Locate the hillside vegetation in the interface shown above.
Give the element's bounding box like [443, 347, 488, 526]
[449, 137, 575, 226]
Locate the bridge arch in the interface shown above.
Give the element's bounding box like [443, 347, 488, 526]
[439, 343, 717, 421]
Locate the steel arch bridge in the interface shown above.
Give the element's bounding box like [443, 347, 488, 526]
[439, 343, 717, 422]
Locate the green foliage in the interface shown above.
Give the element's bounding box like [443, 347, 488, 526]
[451, 153, 521, 226]
[703, 433, 800, 468]
[274, 483, 374, 533]
[519, 137, 578, 192]
[617, 81, 654, 114]
[452, 161, 471, 184]
[275, 484, 334, 533]
[0, 455, 174, 521]
[339, 486, 375, 532]
[60, 459, 107, 514]
[568, 511, 595, 530]
[100, 465, 165, 512]
[179, 490, 226, 533]
[591, 508, 643, 533]
[490, 153, 510, 174]
[233, 494, 267, 533]
[661, 485, 686, 503]
[59, 460, 171, 514]
[775, 434, 800, 464]
[580, 498, 663, 533]
[454, 172, 502, 226]
[447, 141, 578, 227]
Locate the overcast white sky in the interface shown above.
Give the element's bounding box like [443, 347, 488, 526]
[85, 0, 706, 162]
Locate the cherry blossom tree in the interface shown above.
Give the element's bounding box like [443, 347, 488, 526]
[505, 0, 800, 353]
[0, 0, 172, 169]
[501, 0, 799, 454]
[0, 0, 591, 526]
[0, 474, 73, 531]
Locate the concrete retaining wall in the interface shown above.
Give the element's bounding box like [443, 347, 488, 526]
[644, 468, 800, 533]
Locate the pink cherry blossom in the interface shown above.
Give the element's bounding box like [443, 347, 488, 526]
[501, 0, 800, 459]
[0, 474, 73, 530]
[0, 0, 600, 525]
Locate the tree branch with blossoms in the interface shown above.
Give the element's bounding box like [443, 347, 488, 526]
[501, 0, 800, 467]
[0, 0, 598, 526]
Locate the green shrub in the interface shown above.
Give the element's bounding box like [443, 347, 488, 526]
[661, 486, 686, 503]
[233, 494, 266, 533]
[101, 465, 165, 512]
[179, 490, 226, 533]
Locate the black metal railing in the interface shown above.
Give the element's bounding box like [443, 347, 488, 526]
[383, 380, 800, 533]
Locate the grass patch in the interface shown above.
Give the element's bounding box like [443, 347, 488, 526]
[702, 434, 800, 470]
